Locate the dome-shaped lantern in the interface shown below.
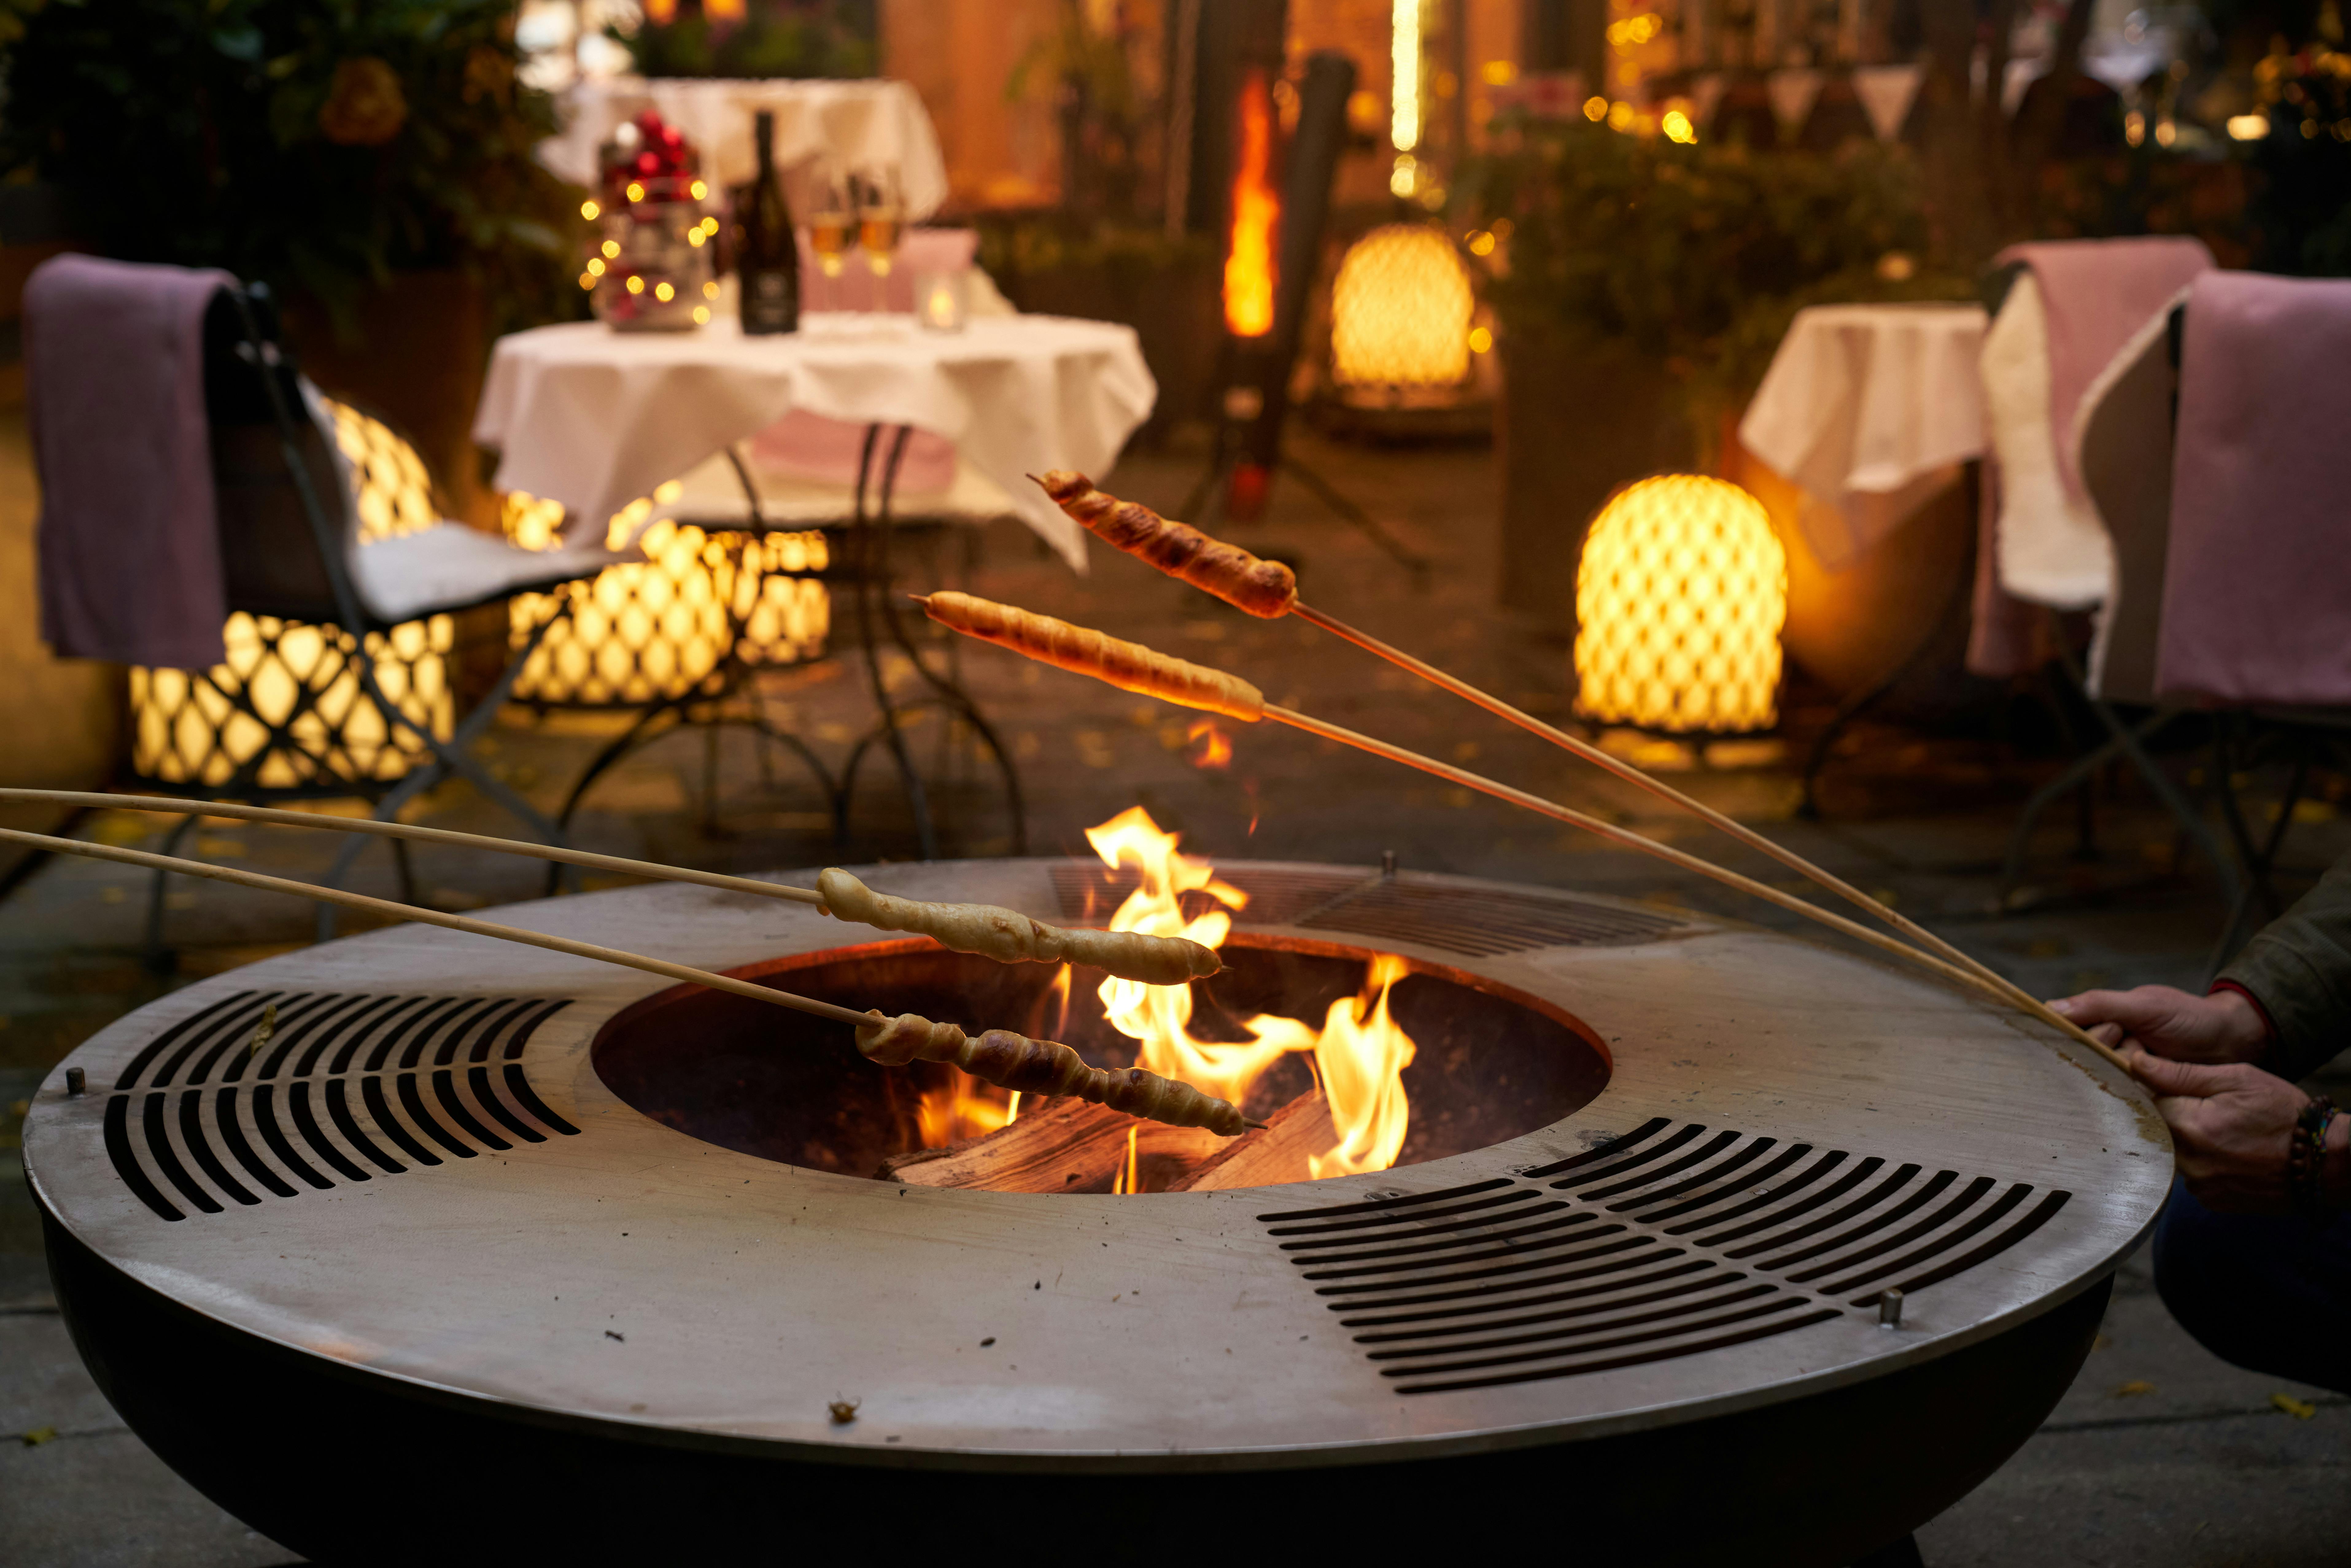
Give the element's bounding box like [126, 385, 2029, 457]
[1574, 475, 1787, 734]
[1329, 223, 1474, 390]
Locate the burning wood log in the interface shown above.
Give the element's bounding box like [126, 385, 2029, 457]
[1167, 1090, 1336, 1192]
[0, 789, 1212, 988]
[879, 1095, 1226, 1192]
[1024, 474, 2090, 1052]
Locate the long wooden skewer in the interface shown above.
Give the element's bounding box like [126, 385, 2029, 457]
[1028, 472, 2074, 1038]
[0, 788, 1220, 986]
[0, 826, 1257, 1134]
[915, 590, 2134, 1074]
[1286, 603, 2079, 1040]
[0, 788, 830, 908]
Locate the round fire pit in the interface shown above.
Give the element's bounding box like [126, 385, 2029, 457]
[25, 858, 2168, 1565]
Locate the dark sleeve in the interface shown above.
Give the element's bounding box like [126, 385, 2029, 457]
[2219, 853, 2351, 1081]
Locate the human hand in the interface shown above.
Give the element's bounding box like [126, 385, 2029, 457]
[2047, 985, 2269, 1067]
[2123, 1049, 2306, 1213]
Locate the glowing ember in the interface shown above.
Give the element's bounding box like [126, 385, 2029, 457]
[1186, 718, 1234, 769]
[1088, 807, 1417, 1175]
[1223, 69, 1279, 338]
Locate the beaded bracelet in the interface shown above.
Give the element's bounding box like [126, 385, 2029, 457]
[2289, 1095, 2336, 1218]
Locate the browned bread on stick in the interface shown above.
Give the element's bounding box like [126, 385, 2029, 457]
[917, 590, 1265, 722]
[1033, 470, 1298, 618]
[817, 868, 1218, 984]
[854, 1012, 1250, 1136]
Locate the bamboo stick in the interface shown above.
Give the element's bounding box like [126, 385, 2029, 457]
[0, 788, 827, 908]
[1287, 604, 2074, 1041]
[0, 825, 1253, 1134]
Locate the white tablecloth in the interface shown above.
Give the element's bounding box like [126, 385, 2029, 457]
[473, 315, 1157, 571]
[1738, 303, 1989, 568]
[542, 77, 949, 221]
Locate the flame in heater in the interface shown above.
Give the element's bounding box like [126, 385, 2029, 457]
[916, 1076, 1016, 1147]
[1090, 807, 1417, 1175]
[1223, 70, 1278, 339]
[1187, 718, 1233, 769]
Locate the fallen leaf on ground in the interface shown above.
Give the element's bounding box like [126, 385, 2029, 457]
[2113, 1380, 2155, 1397]
[2272, 1393, 2318, 1420]
[19, 1427, 56, 1446]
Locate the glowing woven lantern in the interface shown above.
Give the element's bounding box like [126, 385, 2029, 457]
[128, 400, 452, 790]
[1330, 224, 1473, 388]
[1574, 475, 1786, 734]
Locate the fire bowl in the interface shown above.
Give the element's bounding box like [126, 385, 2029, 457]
[591, 935, 1611, 1183]
[25, 858, 2169, 1566]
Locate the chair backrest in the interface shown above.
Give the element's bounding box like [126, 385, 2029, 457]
[2076, 300, 2185, 704]
[200, 286, 366, 629]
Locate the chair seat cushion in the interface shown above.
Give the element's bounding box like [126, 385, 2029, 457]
[352, 522, 626, 623]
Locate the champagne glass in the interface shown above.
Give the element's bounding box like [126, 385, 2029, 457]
[807, 171, 852, 284]
[855, 167, 902, 310]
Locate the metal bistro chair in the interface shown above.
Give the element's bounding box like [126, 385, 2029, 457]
[141, 282, 626, 954]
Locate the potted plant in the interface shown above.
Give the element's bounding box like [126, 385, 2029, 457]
[0, 0, 585, 523]
[1454, 115, 1960, 635]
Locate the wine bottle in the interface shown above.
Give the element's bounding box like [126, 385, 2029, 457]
[736, 109, 799, 335]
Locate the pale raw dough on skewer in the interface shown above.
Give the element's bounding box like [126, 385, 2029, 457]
[817, 868, 1219, 984]
[855, 1013, 1251, 1136]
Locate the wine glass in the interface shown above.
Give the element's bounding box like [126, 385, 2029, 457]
[807, 171, 852, 284]
[855, 167, 902, 310]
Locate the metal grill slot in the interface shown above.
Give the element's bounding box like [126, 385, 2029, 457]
[188, 992, 328, 1085]
[444, 997, 536, 1066]
[155, 993, 283, 1088]
[1355, 1270, 1749, 1345]
[1266, 1120, 2077, 1394]
[1339, 1258, 1717, 1329]
[214, 1089, 299, 1198]
[470, 1065, 547, 1144]
[504, 999, 573, 1061]
[1850, 1190, 2072, 1305]
[115, 990, 260, 1091]
[331, 1078, 406, 1173]
[1575, 1129, 1742, 1200]
[142, 1091, 222, 1214]
[1284, 1208, 1591, 1265]
[104, 1094, 181, 1221]
[1784, 1175, 1992, 1285]
[1391, 1309, 1844, 1396]
[1382, 1297, 1818, 1383]
[396, 1072, 476, 1159]
[432, 1069, 510, 1152]
[403, 997, 494, 1070]
[503, 1063, 579, 1135]
[1747, 1168, 1947, 1270]
[1273, 1189, 1544, 1242]
[257, 992, 374, 1080]
[1605, 1137, 1779, 1212]
[289, 1081, 371, 1182]
[1520, 1118, 1671, 1179]
[1312, 1233, 1653, 1302]
[1309, 1229, 1654, 1289]
[1653, 1145, 1827, 1229]
[249, 1084, 333, 1190]
[331, 995, 433, 1075]
[366, 997, 461, 1073]
[304, 994, 410, 1078]
[361, 1076, 438, 1167]
[177, 1088, 259, 1206]
[1546, 1122, 1708, 1191]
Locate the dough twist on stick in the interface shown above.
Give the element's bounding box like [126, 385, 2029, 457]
[854, 1013, 1251, 1136]
[916, 591, 1264, 722]
[818, 868, 1218, 983]
[1033, 470, 1297, 618]
[915, 602, 2134, 1076]
[0, 826, 1253, 1136]
[1024, 479, 2090, 1057]
[0, 790, 1205, 987]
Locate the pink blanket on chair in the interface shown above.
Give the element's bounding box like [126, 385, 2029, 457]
[2155, 270, 2351, 706]
[28, 254, 237, 668]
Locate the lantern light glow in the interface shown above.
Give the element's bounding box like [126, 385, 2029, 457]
[1574, 475, 1787, 734]
[1330, 224, 1474, 388]
[1391, 0, 1420, 150]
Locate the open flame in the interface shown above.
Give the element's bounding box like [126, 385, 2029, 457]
[1088, 806, 1416, 1175]
[1186, 718, 1233, 769]
[916, 1077, 1016, 1147]
[1223, 69, 1279, 338]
